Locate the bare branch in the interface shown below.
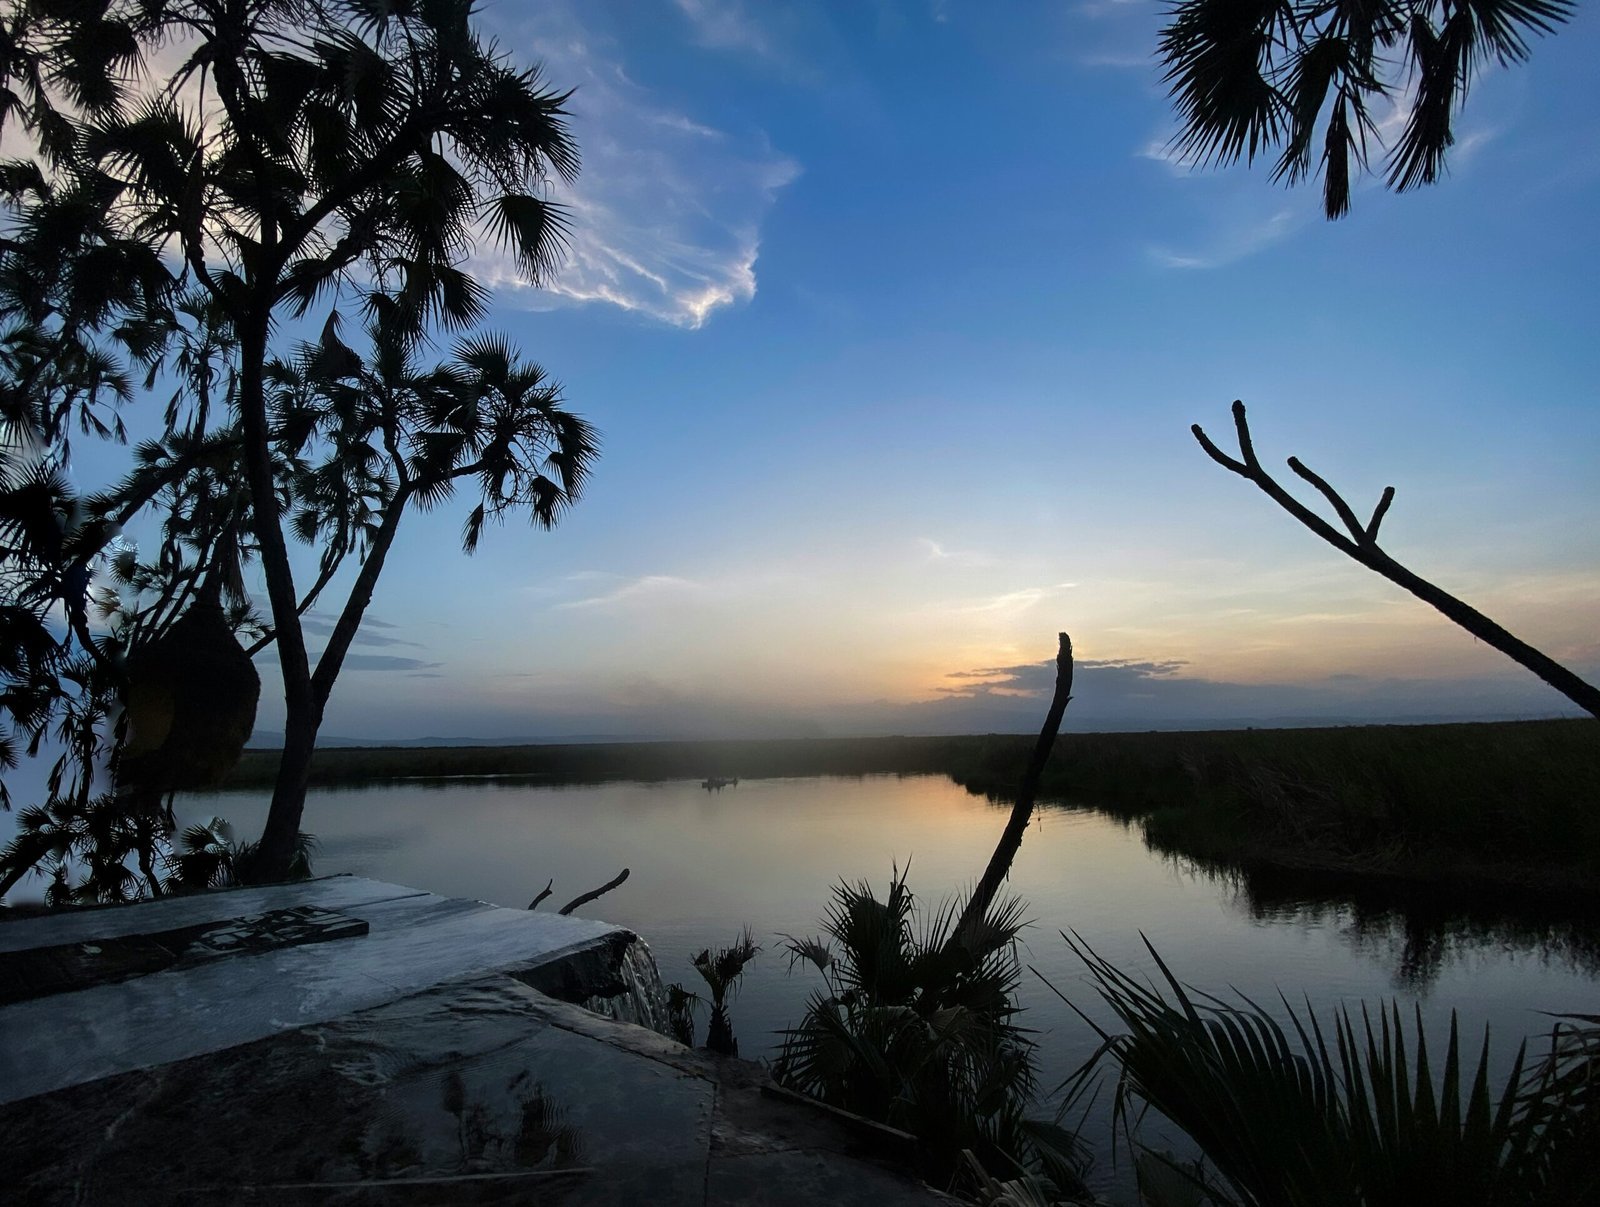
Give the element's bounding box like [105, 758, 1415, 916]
[527, 878, 553, 911]
[1366, 486, 1395, 543]
[1192, 402, 1361, 556]
[1191, 422, 1250, 475]
[1287, 456, 1366, 543]
[558, 867, 630, 916]
[1230, 399, 1262, 470]
[1194, 401, 1600, 720]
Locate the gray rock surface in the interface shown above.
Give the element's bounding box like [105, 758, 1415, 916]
[0, 877, 951, 1205]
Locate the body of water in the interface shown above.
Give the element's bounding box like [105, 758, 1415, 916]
[181, 773, 1600, 1196]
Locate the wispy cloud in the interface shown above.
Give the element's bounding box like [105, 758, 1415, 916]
[1078, 49, 1155, 69]
[553, 573, 704, 610]
[918, 537, 988, 564]
[939, 655, 1185, 699]
[300, 613, 419, 649]
[1075, 0, 1148, 17]
[921, 653, 1588, 726]
[480, 3, 800, 328]
[1138, 136, 1201, 176]
[1147, 206, 1301, 270]
[673, 0, 774, 57]
[334, 654, 443, 673]
[935, 581, 1078, 617]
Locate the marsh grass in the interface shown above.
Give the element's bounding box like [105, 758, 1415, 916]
[225, 719, 1599, 898]
[952, 721, 1600, 898]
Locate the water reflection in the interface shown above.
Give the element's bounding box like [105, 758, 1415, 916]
[179, 774, 1599, 1079]
[1220, 862, 1600, 993]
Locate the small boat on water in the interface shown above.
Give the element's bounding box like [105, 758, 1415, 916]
[701, 776, 739, 791]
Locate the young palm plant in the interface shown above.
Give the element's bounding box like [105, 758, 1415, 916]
[689, 928, 761, 1056]
[167, 816, 317, 893]
[776, 868, 1089, 1196]
[1052, 934, 1600, 1207]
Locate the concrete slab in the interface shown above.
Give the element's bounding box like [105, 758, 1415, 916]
[0, 880, 951, 1205]
[0, 875, 423, 953]
[3, 976, 713, 1205]
[0, 877, 632, 1104]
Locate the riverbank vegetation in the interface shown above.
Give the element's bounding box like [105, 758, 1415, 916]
[227, 718, 1598, 900]
[1053, 935, 1600, 1206]
[775, 869, 1089, 1197]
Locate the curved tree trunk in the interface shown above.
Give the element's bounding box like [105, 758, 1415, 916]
[952, 633, 1074, 948]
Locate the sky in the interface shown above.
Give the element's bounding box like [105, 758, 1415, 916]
[93, 1, 1600, 739]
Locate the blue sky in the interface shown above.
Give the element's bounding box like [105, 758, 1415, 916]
[202, 1, 1600, 737]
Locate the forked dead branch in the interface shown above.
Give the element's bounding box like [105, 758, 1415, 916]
[1193, 401, 1600, 720]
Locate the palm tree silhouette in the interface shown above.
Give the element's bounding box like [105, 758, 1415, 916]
[1159, 0, 1573, 217]
[4, 0, 590, 878]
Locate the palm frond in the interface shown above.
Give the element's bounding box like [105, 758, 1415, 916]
[1049, 932, 1597, 1206]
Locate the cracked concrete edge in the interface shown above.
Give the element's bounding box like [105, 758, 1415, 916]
[496, 975, 716, 1076]
[492, 976, 950, 1201]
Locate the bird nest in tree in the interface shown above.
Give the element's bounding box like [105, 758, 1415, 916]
[118, 599, 260, 794]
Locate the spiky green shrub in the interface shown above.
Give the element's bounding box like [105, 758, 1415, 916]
[689, 928, 761, 1055]
[168, 816, 316, 891]
[775, 868, 1088, 1194]
[1053, 934, 1600, 1206]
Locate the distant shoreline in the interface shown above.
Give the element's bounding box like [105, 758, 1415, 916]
[227, 719, 1599, 907]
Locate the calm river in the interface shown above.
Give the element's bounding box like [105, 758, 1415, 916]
[181, 773, 1599, 1195]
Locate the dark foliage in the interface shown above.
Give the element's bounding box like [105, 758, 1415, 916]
[1159, 0, 1574, 217]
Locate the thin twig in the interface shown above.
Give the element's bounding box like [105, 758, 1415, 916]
[527, 879, 553, 911]
[1366, 486, 1395, 542]
[1192, 400, 1600, 720]
[1287, 456, 1366, 543]
[558, 868, 630, 916]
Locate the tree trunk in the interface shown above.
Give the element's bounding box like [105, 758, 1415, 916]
[237, 314, 317, 881]
[254, 486, 412, 879]
[952, 634, 1074, 948]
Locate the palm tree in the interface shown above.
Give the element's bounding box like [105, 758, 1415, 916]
[261, 313, 596, 744]
[3, 0, 590, 880]
[689, 928, 762, 1056]
[777, 869, 1089, 1195]
[1159, 0, 1574, 218]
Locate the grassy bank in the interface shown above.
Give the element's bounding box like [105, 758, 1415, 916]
[226, 734, 994, 788]
[948, 718, 1600, 899]
[228, 719, 1599, 899]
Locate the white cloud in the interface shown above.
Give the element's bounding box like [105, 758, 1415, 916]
[672, 0, 774, 57]
[1147, 206, 1301, 270]
[1138, 136, 1203, 175]
[1075, 0, 1148, 17]
[480, 4, 801, 329]
[1078, 49, 1155, 69]
[918, 537, 987, 564]
[553, 573, 704, 610]
[935, 581, 1077, 617]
